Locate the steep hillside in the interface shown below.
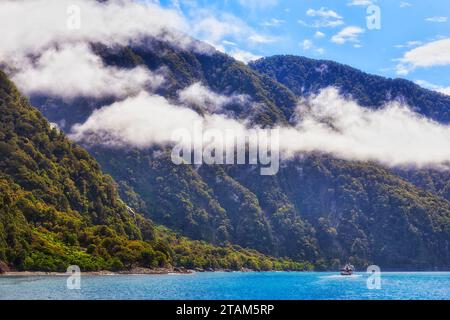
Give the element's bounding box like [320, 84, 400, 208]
[0, 70, 307, 272]
[90, 146, 450, 270]
[28, 40, 450, 270]
[225, 156, 450, 269]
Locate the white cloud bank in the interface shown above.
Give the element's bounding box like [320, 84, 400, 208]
[70, 90, 250, 151]
[11, 43, 165, 99]
[283, 88, 450, 168]
[0, 0, 187, 99]
[70, 88, 450, 169]
[0, 0, 186, 60]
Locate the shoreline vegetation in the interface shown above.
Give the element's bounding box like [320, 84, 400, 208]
[0, 266, 273, 276]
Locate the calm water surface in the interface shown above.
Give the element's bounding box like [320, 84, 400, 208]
[0, 272, 449, 300]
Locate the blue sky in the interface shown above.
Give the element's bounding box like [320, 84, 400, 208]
[155, 0, 450, 93]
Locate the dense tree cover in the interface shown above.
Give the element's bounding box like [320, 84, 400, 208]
[0, 70, 304, 272]
[226, 156, 450, 269]
[155, 226, 312, 271]
[0, 70, 151, 271]
[90, 145, 450, 270]
[28, 39, 450, 270]
[396, 169, 450, 202]
[249, 55, 450, 124]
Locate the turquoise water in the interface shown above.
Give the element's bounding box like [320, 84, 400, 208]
[0, 272, 449, 300]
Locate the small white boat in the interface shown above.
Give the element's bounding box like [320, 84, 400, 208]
[340, 264, 355, 276]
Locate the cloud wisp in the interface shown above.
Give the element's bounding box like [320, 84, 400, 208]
[70, 87, 450, 169]
[396, 38, 450, 75]
[425, 16, 448, 23]
[177, 82, 250, 113]
[11, 43, 165, 100]
[306, 7, 344, 28]
[331, 26, 365, 45]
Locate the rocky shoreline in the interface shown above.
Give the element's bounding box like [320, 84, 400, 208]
[0, 267, 257, 276]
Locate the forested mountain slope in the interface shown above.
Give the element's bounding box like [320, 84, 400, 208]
[29, 39, 450, 270]
[0, 70, 306, 272]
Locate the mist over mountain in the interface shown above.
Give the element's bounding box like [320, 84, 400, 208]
[250, 55, 450, 202]
[250, 55, 450, 124]
[1, 0, 449, 271]
[25, 38, 450, 270]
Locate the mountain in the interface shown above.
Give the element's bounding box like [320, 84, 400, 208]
[0, 70, 308, 272]
[29, 39, 450, 270]
[35, 40, 298, 132]
[249, 55, 450, 124]
[249, 55, 450, 203]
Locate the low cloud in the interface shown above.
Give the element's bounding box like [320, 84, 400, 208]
[0, 0, 186, 60]
[281, 88, 450, 168]
[191, 12, 249, 47]
[0, 0, 187, 100]
[177, 82, 250, 113]
[188, 10, 269, 59]
[71, 88, 450, 169]
[11, 43, 164, 99]
[69, 91, 248, 149]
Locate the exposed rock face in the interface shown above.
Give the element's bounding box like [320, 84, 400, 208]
[0, 261, 10, 274]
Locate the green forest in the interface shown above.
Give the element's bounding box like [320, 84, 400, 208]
[0, 70, 308, 272]
[2, 37, 450, 272]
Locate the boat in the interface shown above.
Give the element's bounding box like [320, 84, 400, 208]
[340, 264, 355, 276]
